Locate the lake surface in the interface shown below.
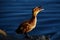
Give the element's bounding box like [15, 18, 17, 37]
[0, 0, 60, 40]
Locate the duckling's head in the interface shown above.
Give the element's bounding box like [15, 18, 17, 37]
[32, 7, 44, 17]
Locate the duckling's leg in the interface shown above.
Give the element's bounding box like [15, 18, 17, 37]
[24, 33, 30, 38]
[24, 33, 33, 39]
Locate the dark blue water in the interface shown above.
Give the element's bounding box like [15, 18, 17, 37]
[0, 0, 60, 40]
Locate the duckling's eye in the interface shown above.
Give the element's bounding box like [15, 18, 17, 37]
[34, 8, 39, 11]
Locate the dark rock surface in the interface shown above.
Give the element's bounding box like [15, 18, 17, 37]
[0, 35, 50, 40]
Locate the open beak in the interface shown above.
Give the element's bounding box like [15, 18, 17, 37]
[41, 9, 44, 11]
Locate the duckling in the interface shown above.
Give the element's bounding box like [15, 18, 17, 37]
[0, 29, 7, 37]
[16, 7, 44, 38]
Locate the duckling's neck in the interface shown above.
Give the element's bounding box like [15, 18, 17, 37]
[29, 14, 37, 24]
[32, 15, 37, 20]
[32, 13, 37, 17]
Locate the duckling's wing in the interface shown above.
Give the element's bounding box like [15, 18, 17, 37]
[18, 22, 31, 33]
[21, 23, 30, 32]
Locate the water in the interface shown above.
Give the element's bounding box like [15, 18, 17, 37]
[0, 0, 60, 40]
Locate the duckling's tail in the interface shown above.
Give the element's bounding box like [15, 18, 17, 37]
[0, 29, 7, 37]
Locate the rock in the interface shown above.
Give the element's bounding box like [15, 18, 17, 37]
[0, 35, 50, 40]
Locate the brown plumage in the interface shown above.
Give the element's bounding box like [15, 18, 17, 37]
[0, 29, 7, 37]
[16, 7, 44, 38]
